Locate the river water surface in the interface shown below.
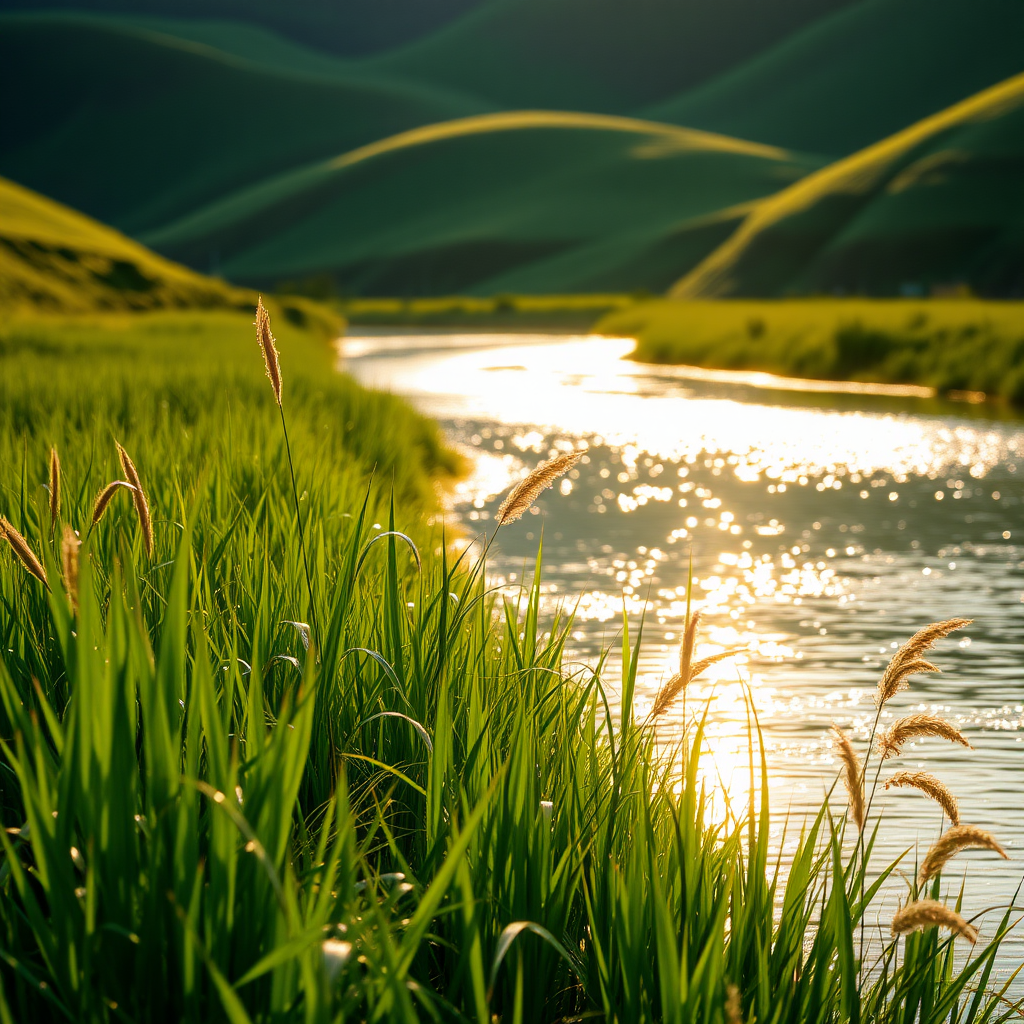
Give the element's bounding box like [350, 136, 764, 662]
[344, 330, 1024, 971]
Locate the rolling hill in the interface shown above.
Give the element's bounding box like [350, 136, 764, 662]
[0, 0, 482, 56]
[362, 0, 858, 115]
[646, 0, 1024, 158]
[0, 176, 250, 313]
[141, 112, 822, 296]
[0, 14, 491, 236]
[671, 73, 1024, 300]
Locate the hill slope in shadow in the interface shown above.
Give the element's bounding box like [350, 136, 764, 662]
[671, 73, 1024, 299]
[363, 0, 857, 114]
[647, 0, 1024, 157]
[143, 113, 822, 296]
[0, 14, 491, 235]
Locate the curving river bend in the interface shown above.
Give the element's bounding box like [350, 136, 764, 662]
[344, 330, 1024, 971]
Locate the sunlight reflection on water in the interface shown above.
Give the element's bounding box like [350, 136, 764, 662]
[344, 331, 1024, 971]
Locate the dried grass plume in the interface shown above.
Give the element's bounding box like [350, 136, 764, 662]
[116, 444, 153, 557]
[90, 480, 135, 528]
[61, 525, 81, 612]
[0, 516, 48, 587]
[832, 724, 865, 832]
[884, 771, 959, 825]
[650, 610, 739, 717]
[875, 618, 970, 706]
[496, 450, 584, 525]
[256, 296, 283, 406]
[878, 713, 972, 760]
[48, 446, 61, 536]
[919, 824, 1007, 886]
[725, 983, 744, 1024]
[891, 899, 978, 944]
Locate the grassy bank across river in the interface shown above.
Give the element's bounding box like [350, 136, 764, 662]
[598, 298, 1024, 406]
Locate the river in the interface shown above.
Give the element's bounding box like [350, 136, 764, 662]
[344, 329, 1024, 970]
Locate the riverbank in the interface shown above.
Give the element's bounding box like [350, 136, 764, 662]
[2, 311, 1021, 1021]
[597, 298, 1024, 406]
[338, 292, 637, 329]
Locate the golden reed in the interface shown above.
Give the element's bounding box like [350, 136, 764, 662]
[91, 480, 134, 528]
[891, 899, 977, 944]
[878, 713, 972, 760]
[61, 525, 80, 612]
[832, 724, 865, 831]
[875, 618, 970, 706]
[651, 610, 738, 718]
[496, 450, 584, 525]
[256, 296, 283, 407]
[919, 824, 1007, 886]
[116, 444, 153, 557]
[0, 517, 48, 588]
[48, 446, 60, 537]
[883, 771, 959, 825]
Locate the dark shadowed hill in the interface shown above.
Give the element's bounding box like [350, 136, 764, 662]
[0, 0, 482, 55]
[362, 0, 859, 114]
[647, 0, 1024, 157]
[672, 74, 1024, 299]
[141, 112, 821, 296]
[0, 14, 491, 235]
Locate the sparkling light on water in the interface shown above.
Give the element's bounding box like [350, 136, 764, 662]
[345, 331, 1024, 968]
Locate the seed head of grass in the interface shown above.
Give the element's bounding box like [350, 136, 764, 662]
[884, 771, 959, 825]
[725, 983, 744, 1024]
[878, 713, 972, 760]
[918, 824, 1007, 886]
[256, 296, 283, 407]
[0, 516, 48, 588]
[832, 724, 865, 832]
[495, 449, 584, 525]
[90, 480, 135, 529]
[650, 610, 740, 717]
[61, 525, 80, 612]
[875, 618, 971, 706]
[891, 898, 978, 944]
[48, 446, 60, 536]
[116, 443, 153, 557]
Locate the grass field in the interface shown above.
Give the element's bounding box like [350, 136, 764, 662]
[598, 297, 1024, 405]
[1, 305, 1021, 1020]
[338, 292, 639, 327]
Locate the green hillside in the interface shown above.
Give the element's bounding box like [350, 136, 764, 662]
[647, 0, 1024, 157]
[0, 0, 482, 55]
[0, 175, 252, 313]
[362, 0, 857, 115]
[142, 112, 821, 296]
[0, 14, 491, 236]
[672, 73, 1024, 300]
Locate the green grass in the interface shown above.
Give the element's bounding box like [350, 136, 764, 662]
[2, 306, 1022, 1021]
[142, 112, 819, 297]
[337, 292, 639, 328]
[646, 0, 1024, 157]
[0, 176, 343, 348]
[598, 297, 1024, 405]
[669, 72, 1024, 300]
